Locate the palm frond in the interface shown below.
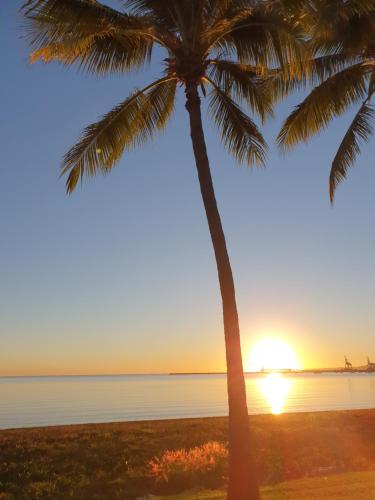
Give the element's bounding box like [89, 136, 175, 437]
[205, 0, 235, 20]
[278, 63, 369, 149]
[208, 53, 346, 110]
[22, 0, 150, 35]
[208, 59, 274, 122]
[307, 0, 375, 56]
[206, 4, 309, 73]
[202, 7, 252, 53]
[21, 0, 172, 73]
[341, 0, 375, 16]
[271, 0, 310, 13]
[126, 0, 176, 24]
[309, 54, 359, 83]
[29, 31, 154, 73]
[205, 77, 267, 166]
[330, 99, 374, 201]
[126, 0, 193, 41]
[266, 54, 357, 102]
[261, 67, 307, 102]
[61, 77, 177, 192]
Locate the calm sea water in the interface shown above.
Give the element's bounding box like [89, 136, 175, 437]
[0, 373, 374, 429]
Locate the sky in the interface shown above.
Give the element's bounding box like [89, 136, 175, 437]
[1, 1, 374, 376]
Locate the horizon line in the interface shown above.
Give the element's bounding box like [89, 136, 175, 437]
[0, 367, 363, 378]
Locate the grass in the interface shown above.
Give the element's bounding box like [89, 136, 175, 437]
[151, 471, 375, 499]
[1, 410, 375, 499]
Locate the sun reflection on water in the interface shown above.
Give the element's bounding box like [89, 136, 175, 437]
[257, 373, 293, 414]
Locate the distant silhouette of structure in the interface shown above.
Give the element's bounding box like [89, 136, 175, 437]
[367, 357, 375, 372]
[344, 356, 353, 370]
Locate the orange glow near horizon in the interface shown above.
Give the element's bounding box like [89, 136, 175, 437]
[246, 338, 300, 372]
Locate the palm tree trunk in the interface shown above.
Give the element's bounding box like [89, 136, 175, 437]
[185, 81, 260, 500]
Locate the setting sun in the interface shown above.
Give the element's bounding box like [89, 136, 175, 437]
[246, 338, 300, 372]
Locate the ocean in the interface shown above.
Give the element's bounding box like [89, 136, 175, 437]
[1, 372, 374, 429]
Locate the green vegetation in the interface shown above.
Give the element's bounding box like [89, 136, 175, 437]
[1, 410, 375, 499]
[152, 471, 375, 499]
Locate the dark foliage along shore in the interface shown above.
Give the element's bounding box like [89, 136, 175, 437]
[1, 410, 375, 499]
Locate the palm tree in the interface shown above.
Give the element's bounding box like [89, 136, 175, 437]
[278, 0, 375, 202]
[21, 1, 305, 497]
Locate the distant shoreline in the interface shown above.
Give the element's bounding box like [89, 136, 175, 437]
[1, 368, 375, 378]
[170, 368, 375, 375]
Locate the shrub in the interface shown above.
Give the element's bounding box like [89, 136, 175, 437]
[149, 441, 228, 491]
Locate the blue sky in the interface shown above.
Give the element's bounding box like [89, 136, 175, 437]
[1, 1, 374, 375]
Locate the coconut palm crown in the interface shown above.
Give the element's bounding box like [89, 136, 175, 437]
[21, 1, 306, 499]
[22, 0, 306, 191]
[278, 0, 375, 201]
